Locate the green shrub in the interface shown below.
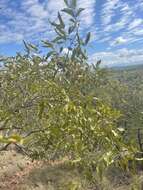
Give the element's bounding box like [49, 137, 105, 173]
[0, 0, 136, 181]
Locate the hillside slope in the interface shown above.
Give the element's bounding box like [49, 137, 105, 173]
[0, 150, 143, 190]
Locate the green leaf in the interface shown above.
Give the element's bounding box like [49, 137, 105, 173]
[50, 21, 60, 28]
[64, 0, 69, 6]
[10, 134, 22, 142]
[42, 40, 53, 48]
[85, 32, 91, 45]
[68, 25, 76, 34]
[56, 26, 66, 36]
[70, 18, 76, 23]
[71, 157, 81, 164]
[77, 33, 81, 44]
[71, 49, 76, 61]
[45, 51, 55, 60]
[111, 129, 118, 137]
[62, 8, 74, 17]
[135, 158, 143, 161]
[71, 0, 77, 8]
[76, 8, 85, 17]
[23, 40, 30, 53]
[0, 135, 8, 143]
[118, 127, 125, 132]
[28, 43, 38, 51]
[58, 12, 65, 28]
[55, 28, 66, 40]
[80, 49, 87, 60]
[38, 102, 45, 119]
[60, 47, 63, 53]
[52, 36, 63, 43]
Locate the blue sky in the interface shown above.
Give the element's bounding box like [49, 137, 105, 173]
[0, 0, 143, 66]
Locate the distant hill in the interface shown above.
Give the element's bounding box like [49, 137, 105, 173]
[108, 64, 143, 71]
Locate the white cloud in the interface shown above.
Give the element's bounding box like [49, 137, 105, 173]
[0, 0, 53, 43]
[77, 0, 96, 28]
[134, 29, 143, 36]
[0, 0, 143, 63]
[22, 0, 49, 19]
[111, 36, 127, 46]
[128, 18, 143, 29]
[96, 0, 138, 46]
[102, 3, 133, 33]
[0, 0, 96, 44]
[90, 48, 143, 67]
[99, 0, 141, 47]
[101, 0, 120, 26]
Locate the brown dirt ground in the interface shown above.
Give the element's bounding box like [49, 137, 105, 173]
[0, 151, 143, 190]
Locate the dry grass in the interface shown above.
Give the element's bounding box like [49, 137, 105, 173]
[0, 151, 143, 190]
